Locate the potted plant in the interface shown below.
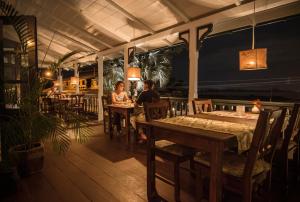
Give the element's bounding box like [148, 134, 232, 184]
[1, 68, 92, 177]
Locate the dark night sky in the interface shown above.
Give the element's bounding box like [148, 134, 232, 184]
[171, 15, 300, 100]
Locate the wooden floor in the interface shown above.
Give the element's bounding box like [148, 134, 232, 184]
[2, 124, 300, 202]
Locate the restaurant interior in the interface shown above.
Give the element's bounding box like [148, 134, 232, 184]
[1, 0, 300, 201]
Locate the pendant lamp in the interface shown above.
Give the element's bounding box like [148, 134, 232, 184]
[239, 0, 267, 70]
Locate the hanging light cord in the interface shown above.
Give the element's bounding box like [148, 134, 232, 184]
[252, 0, 256, 49]
[41, 31, 56, 67]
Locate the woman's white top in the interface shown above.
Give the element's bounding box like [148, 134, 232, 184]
[112, 91, 127, 102]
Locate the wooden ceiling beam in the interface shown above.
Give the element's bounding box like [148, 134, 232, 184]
[57, 0, 131, 42]
[105, 0, 155, 34]
[99, 0, 299, 56]
[29, 1, 113, 48]
[38, 23, 99, 52]
[160, 0, 190, 23]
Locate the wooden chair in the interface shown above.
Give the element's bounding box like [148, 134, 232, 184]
[144, 99, 195, 202]
[192, 99, 213, 114]
[41, 97, 54, 113]
[194, 108, 287, 202]
[274, 103, 300, 191]
[101, 95, 111, 134]
[70, 94, 84, 114]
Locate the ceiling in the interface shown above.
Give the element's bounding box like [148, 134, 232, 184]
[2, 0, 300, 68]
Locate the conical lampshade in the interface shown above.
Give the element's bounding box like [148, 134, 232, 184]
[127, 67, 141, 81]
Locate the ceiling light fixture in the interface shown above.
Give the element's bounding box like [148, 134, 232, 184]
[239, 0, 267, 70]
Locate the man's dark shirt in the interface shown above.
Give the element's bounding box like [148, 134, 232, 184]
[136, 90, 160, 105]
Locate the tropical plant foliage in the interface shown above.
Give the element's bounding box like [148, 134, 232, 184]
[135, 49, 173, 88]
[103, 58, 124, 93]
[103, 45, 184, 92]
[1, 77, 93, 154]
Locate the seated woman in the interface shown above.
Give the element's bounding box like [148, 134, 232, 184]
[111, 81, 129, 134]
[130, 80, 160, 142]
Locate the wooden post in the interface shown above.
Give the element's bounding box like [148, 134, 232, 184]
[97, 54, 104, 122]
[187, 24, 213, 115]
[124, 45, 129, 91]
[74, 63, 80, 94]
[58, 68, 63, 92]
[188, 27, 198, 115]
[0, 19, 5, 161]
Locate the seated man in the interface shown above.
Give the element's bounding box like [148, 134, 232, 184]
[130, 79, 160, 142]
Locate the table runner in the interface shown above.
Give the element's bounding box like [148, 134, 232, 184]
[204, 111, 259, 120]
[157, 116, 256, 153]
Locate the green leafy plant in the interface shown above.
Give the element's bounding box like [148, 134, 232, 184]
[103, 58, 124, 94]
[1, 77, 92, 155]
[101, 45, 183, 93]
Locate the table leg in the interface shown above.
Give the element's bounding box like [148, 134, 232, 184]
[146, 127, 158, 201]
[108, 108, 113, 139]
[209, 142, 224, 202]
[125, 110, 130, 145]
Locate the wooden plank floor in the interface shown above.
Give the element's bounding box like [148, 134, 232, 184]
[2, 124, 300, 202]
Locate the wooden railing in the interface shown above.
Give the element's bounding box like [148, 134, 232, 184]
[212, 99, 294, 112]
[161, 97, 189, 116]
[162, 97, 294, 115]
[83, 94, 99, 115]
[42, 94, 295, 118]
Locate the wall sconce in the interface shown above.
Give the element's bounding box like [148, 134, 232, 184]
[53, 80, 60, 86]
[70, 76, 79, 85]
[45, 70, 52, 77]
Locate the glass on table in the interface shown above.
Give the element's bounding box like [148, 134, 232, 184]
[236, 105, 246, 116]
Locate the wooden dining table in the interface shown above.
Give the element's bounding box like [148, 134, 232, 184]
[107, 103, 135, 144]
[136, 111, 259, 202]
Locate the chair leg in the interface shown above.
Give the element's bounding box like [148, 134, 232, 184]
[190, 158, 196, 178]
[243, 182, 252, 202]
[282, 154, 289, 192]
[103, 117, 107, 134]
[266, 171, 272, 202]
[296, 147, 300, 182]
[174, 161, 181, 202]
[195, 166, 204, 202]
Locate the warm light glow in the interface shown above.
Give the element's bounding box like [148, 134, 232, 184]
[70, 76, 79, 85]
[127, 67, 141, 81]
[239, 48, 267, 70]
[248, 61, 256, 65]
[45, 70, 52, 77]
[53, 80, 60, 86]
[27, 40, 35, 48]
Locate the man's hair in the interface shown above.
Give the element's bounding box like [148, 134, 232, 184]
[144, 80, 154, 89]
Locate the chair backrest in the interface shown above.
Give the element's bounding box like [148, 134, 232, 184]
[101, 95, 110, 109]
[192, 99, 213, 114]
[243, 108, 286, 178]
[261, 108, 287, 163]
[282, 103, 300, 152]
[70, 94, 84, 104]
[144, 99, 171, 122]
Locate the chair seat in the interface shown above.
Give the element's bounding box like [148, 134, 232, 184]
[155, 140, 195, 157]
[194, 152, 271, 178]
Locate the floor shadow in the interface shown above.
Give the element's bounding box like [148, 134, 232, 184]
[84, 125, 147, 163]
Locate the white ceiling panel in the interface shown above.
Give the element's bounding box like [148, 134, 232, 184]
[2, 0, 296, 67]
